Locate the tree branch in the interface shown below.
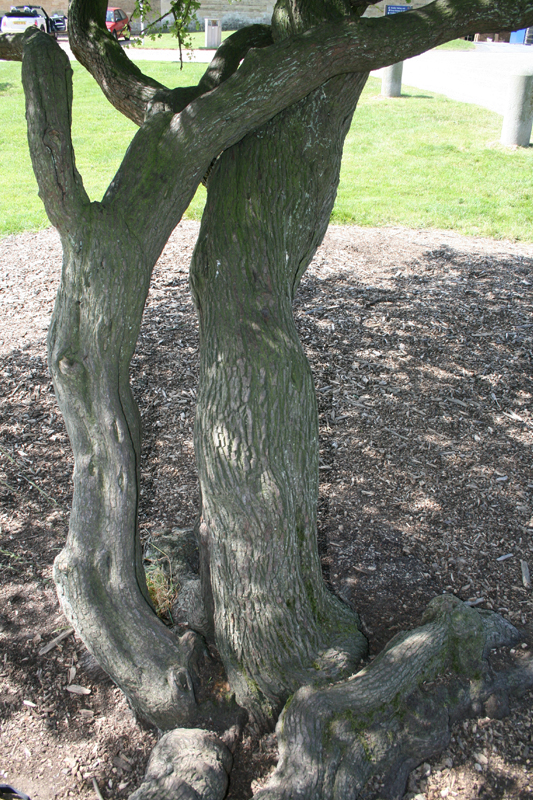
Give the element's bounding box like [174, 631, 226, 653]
[68, 0, 165, 124]
[67, 0, 274, 125]
[62, 0, 533, 127]
[21, 29, 90, 235]
[145, 25, 274, 117]
[99, 0, 533, 259]
[16, 0, 533, 255]
[198, 26, 275, 95]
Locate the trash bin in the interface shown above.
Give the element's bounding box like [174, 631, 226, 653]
[205, 18, 221, 48]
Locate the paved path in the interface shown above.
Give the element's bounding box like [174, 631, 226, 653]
[60, 40, 533, 116]
[372, 46, 533, 115]
[59, 40, 216, 63]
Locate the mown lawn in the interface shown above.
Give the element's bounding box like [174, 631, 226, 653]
[334, 79, 533, 239]
[1, 61, 531, 240]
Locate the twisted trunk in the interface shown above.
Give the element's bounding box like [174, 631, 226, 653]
[22, 20, 376, 730]
[50, 224, 206, 729]
[190, 43, 369, 724]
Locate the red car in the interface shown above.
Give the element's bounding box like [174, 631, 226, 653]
[106, 7, 130, 39]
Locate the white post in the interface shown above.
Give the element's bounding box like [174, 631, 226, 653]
[381, 62, 403, 98]
[501, 73, 533, 147]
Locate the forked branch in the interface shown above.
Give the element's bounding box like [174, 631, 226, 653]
[68, 0, 164, 123]
[21, 29, 90, 234]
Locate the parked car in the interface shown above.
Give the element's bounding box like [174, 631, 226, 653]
[51, 11, 67, 31]
[105, 7, 130, 39]
[1, 5, 58, 35]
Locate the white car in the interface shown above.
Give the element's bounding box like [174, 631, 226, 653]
[1, 5, 58, 35]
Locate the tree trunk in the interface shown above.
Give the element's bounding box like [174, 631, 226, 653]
[49, 227, 208, 730]
[190, 70, 369, 727]
[21, 26, 381, 731]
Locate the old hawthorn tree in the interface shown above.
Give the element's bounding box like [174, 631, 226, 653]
[3, 1, 533, 796]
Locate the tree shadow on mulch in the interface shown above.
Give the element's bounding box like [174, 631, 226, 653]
[1, 226, 532, 798]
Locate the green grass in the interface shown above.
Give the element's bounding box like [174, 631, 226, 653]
[434, 38, 476, 51]
[1, 64, 532, 240]
[333, 77, 533, 239]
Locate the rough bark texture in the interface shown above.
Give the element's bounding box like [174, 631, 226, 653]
[254, 596, 530, 800]
[128, 729, 232, 800]
[190, 67, 369, 728]
[10, 0, 533, 759]
[21, 31, 206, 730]
[184, 0, 532, 729]
[48, 222, 210, 730]
[20, 23, 377, 729]
[185, 0, 371, 732]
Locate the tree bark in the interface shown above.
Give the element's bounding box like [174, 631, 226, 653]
[254, 597, 529, 800]
[21, 24, 377, 730]
[20, 28, 210, 729]
[49, 228, 214, 730]
[189, 0, 371, 722]
[184, 0, 533, 730]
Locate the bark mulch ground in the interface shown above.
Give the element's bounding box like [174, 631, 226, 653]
[1, 221, 532, 800]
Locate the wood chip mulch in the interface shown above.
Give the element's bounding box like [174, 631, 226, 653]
[0, 220, 532, 799]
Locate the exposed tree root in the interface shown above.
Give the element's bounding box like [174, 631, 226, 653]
[128, 729, 232, 800]
[252, 595, 531, 800]
[126, 596, 532, 800]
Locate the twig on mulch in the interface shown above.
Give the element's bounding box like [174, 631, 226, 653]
[38, 627, 74, 656]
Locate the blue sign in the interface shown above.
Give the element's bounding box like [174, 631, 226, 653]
[385, 5, 411, 14]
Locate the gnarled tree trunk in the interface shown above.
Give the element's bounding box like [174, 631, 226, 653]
[49, 226, 207, 730]
[18, 13, 386, 730]
[187, 0, 374, 729]
[190, 70, 369, 727]
[9, 0, 533, 789]
[22, 34, 207, 728]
